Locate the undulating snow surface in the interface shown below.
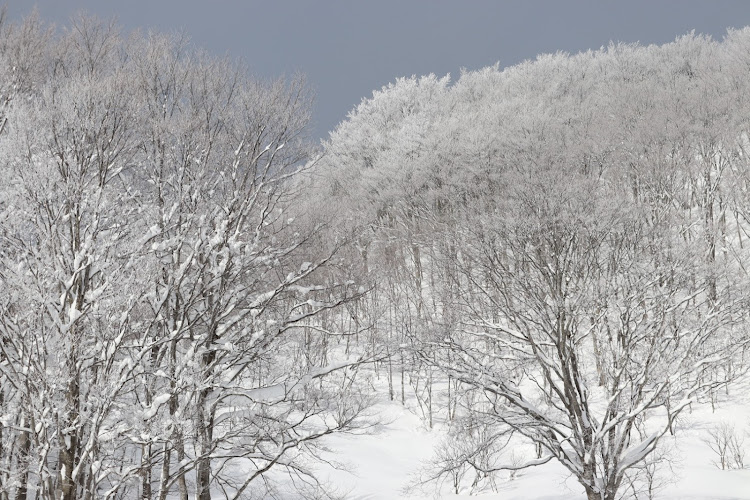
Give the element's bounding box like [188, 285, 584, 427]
[314, 377, 750, 499]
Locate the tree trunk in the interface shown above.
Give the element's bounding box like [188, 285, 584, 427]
[195, 414, 212, 500]
[13, 412, 30, 500]
[141, 443, 152, 500]
[195, 379, 214, 500]
[411, 244, 424, 319]
[156, 441, 171, 500]
[176, 439, 188, 500]
[60, 371, 80, 500]
[0, 405, 5, 500]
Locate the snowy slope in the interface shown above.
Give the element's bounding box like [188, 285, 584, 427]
[315, 377, 750, 499]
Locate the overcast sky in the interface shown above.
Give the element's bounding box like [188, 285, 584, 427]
[6, 1, 750, 141]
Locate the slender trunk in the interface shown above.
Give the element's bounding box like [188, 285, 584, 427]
[387, 306, 394, 401]
[82, 461, 95, 500]
[156, 441, 171, 500]
[195, 388, 213, 500]
[160, 336, 187, 500]
[387, 345, 394, 401]
[0, 391, 5, 499]
[195, 323, 216, 500]
[176, 439, 188, 500]
[141, 376, 154, 500]
[400, 348, 406, 406]
[14, 412, 31, 500]
[703, 166, 717, 303]
[60, 371, 80, 500]
[592, 328, 605, 386]
[427, 369, 433, 429]
[141, 443, 152, 500]
[160, 284, 186, 500]
[411, 244, 423, 319]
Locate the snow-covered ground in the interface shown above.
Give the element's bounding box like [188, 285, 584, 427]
[316, 376, 750, 499]
[321, 400, 584, 499]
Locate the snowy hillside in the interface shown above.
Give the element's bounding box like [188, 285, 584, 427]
[3, 12, 750, 500]
[318, 375, 750, 499]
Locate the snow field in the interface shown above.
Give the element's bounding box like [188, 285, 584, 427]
[312, 374, 750, 499]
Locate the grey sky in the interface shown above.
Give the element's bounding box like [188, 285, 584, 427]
[6, 1, 750, 141]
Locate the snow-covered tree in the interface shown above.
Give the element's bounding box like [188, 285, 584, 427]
[439, 167, 742, 500]
[0, 16, 375, 500]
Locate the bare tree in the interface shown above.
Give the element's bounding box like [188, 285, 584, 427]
[424, 165, 743, 500]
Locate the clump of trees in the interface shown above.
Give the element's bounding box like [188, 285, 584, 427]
[319, 30, 750, 500]
[0, 12, 374, 500]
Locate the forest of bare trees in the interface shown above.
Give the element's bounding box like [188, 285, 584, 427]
[319, 29, 750, 500]
[1, 11, 750, 500]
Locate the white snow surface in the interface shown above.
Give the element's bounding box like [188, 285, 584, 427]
[310, 376, 750, 499]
